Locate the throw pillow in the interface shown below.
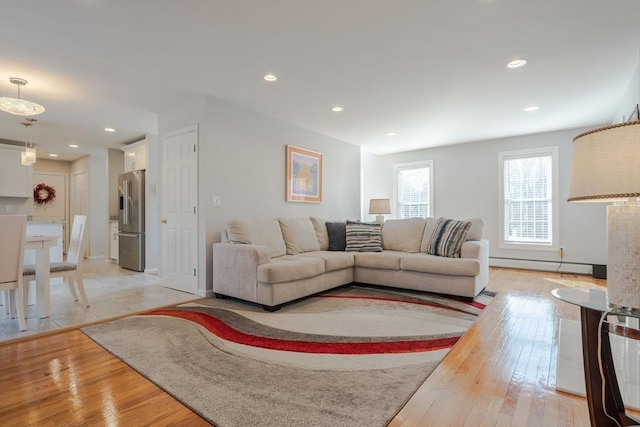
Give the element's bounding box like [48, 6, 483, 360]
[345, 220, 382, 252]
[310, 216, 329, 250]
[278, 218, 321, 254]
[426, 217, 472, 258]
[326, 221, 347, 251]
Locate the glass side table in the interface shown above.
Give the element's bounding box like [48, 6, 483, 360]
[552, 287, 640, 427]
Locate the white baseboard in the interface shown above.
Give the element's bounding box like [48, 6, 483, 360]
[490, 258, 593, 275]
[87, 255, 107, 260]
[144, 268, 159, 275]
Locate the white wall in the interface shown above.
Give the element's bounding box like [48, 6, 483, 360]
[159, 94, 361, 294]
[144, 133, 159, 271]
[363, 127, 608, 270]
[614, 60, 640, 123]
[361, 150, 394, 222]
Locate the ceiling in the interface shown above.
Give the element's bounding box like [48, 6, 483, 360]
[1, 0, 639, 161]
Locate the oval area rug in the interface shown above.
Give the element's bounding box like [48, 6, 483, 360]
[82, 285, 493, 427]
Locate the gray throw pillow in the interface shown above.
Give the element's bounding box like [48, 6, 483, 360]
[345, 220, 382, 252]
[426, 217, 471, 258]
[326, 221, 347, 251]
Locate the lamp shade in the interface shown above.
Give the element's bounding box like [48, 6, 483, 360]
[369, 199, 391, 215]
[568, 121, 640, 203]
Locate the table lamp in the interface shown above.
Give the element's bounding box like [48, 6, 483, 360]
[568, 121, 640, 312]
[369, 199, 391, 223]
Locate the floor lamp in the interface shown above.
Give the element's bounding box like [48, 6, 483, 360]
[568, 121, 640, 312]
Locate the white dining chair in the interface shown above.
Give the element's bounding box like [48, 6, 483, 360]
[0, 215, 28, 331]
[23, 215, 89, 308]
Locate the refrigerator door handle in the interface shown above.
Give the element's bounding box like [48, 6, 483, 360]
[123, 180, 130, 225]
[117, 232, 139, 238]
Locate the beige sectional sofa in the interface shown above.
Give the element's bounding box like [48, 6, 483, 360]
[212, 216, 489, 311]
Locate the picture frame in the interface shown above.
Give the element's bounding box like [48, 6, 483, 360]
[628, 103, 639, 122]
[286, 145, 322, 203]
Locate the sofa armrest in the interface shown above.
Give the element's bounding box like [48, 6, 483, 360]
[461, 239, 490, 289]
[213, 243, 271, 302]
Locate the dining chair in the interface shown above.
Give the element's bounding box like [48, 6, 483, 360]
[23, 215, 89, 308]
[0, 215, 28, 331]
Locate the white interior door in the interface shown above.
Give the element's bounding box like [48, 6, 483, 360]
[32, 173, 68, 252]
[161, 125, 198, 294]
[71, 171, 90, 258]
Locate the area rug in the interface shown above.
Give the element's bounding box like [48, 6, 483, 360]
[82, 285, 493, 427]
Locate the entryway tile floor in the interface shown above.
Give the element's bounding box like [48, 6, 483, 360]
[0, 259, 200, 343]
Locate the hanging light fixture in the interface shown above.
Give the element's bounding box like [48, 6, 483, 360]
[20, 118, 37, 165]
[0, 77, 46, 116]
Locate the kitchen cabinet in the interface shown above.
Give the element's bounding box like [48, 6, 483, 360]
[0, 144, 33, 197]
[121, 139, 147, 172]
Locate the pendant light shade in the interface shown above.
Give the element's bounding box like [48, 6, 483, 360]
[0, 77, 45, 116]
[20, 118, 37, 166]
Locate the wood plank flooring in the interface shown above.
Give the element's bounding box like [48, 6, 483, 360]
[1, 268, 638, 426]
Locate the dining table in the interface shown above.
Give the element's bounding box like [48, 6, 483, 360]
[25, 234, 58, 318]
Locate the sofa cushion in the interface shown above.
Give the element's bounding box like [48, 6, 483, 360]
[299, 251, 355, 272]
[400, 253, 480, 276]
[310, 217, 329, 250]
[381, 218, 425, 253]
[353, 251, 403, 270]
[257, 256, 325, 284]
[426, 217, 472, 258]
[345, 221, 382, 252]
[326, 221, 347, 251]
[279, 217, 321, 254]
[227, 219, 287, 258]
[465, 218, 484, 241]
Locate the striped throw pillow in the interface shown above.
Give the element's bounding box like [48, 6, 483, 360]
[427, 218, 472, 258]
[345, 220, 382, 252]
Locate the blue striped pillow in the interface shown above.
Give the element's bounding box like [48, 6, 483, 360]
[345, 220, 382, 252]
[427, 218, 471, 258]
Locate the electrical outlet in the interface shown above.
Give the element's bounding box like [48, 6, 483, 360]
[211, 196, 222, 207]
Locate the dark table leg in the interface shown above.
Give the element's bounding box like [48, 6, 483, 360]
[580, 307, 639, 427]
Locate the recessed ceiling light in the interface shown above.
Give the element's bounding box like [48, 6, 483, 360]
[69, 144, 79, 148]
[331, 106, 344, 112]
[507, 58, 527, 68]
[104, 127, 115, 132]
[49, 153, 58, 157]
[523, 105, 540, 112]
[263, 74, 277, 82]
[386, 132, 396, 137]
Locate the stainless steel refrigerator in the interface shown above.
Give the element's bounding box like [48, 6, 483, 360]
[118, 170, 145, 271]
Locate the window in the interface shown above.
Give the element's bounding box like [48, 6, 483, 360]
[499, 147, 559, 249]
[394, 161, 433, 219]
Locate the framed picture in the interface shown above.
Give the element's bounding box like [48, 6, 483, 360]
[286, 145, 322, 203]
[628, 104, 639, 122]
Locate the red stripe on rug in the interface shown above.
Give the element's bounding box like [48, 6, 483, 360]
[316, 294, 485, 313]
[143, 309, 459, 355]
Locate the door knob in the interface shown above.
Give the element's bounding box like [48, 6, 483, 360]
[161, 219, 167, 224]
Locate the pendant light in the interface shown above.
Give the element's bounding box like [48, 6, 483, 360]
[20, 118, 37, 166]
[0, 77, 46, 116]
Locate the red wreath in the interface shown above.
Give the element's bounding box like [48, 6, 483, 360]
[34, 183, 56, 205]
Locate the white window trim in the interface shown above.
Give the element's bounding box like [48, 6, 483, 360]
[498, 146, 559, 251]
[393, 160, 434, 219]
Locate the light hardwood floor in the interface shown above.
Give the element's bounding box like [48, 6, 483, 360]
[1, 268, 638, 426]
